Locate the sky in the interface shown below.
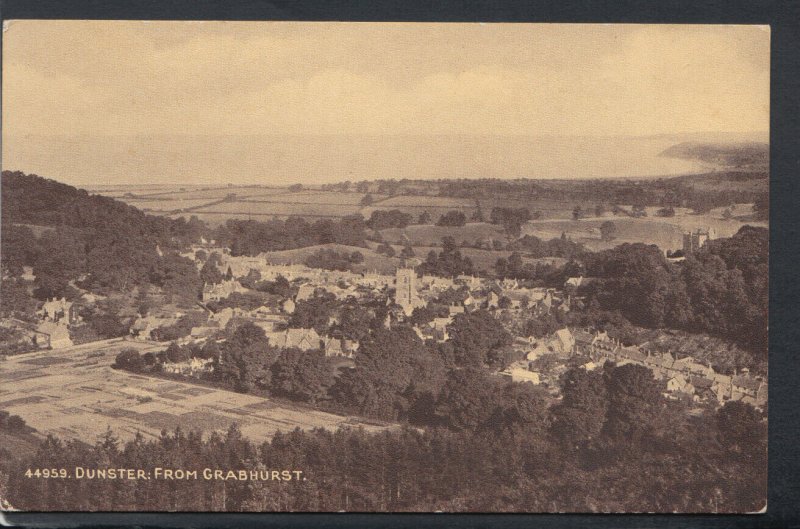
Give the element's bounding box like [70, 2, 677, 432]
[2, 22, 770, 185]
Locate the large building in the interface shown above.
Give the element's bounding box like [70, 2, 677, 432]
[394, 268, 425, 316]
[682, 228, 716, 254]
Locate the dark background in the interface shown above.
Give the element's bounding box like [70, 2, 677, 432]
[0, 1, 797, 528]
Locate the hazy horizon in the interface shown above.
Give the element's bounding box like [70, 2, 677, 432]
[2, 131, 768, 187]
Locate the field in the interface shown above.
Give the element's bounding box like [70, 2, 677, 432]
[361, 195, 479, 220]
[120, 198, 224, 212]
[379, 222, 506, 246]
[476, 197, 592, 220]
[0, 339, 390, 446]
[88, 184, 767, 253]
[262, 243, 400, 274]
[190, 201, 362, 218]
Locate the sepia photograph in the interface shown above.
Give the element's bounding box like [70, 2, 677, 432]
[0, 21, 769, 513]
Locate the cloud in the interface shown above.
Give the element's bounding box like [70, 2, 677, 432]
[3, 22, 769, 138]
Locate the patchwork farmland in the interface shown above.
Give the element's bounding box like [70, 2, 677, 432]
[86, 185, 765, 253]
[0, 339, 391, 447]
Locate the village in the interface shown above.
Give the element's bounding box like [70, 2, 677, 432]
[9, 228, 764, 414]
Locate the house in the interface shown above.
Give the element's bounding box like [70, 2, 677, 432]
[572, 329, 595, 353]
[448, 304, 465, 316]
[673, 356, 711, 377]
[551, 328, 575, 355]
[265, 328, 321, 351]
[322, 336, 353, 358]
[565, 276, 584, 289]
[430, 317, 452, 342]
[162, 357, 213, 376]
[21, 266, 36, 282]
[343, 339, 360, 354]
[581, 361, 600, 371]
[618, 345, 647, 364]
[251, 318, 284, 334]
[666, 373, 694, 395]
[281, 298, 296, 314]
[690, 376, 717, 401]
[456, 275, 481, 289]
[525, 342, 551, 361]
[40, 297, 80, 324]
[202, 280, 248, 302]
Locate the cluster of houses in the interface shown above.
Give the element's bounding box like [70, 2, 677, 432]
[501, 327, 766, 410]
[159, 246, 767, 412]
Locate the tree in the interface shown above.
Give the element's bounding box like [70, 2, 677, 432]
[572, 206, 584, 221]
[399, 244, 415, 259]
[288, 184, 304, 192]
[436, 210, 467, 227]
[599, 221, 617, 242]
[270, 349, 333, 404]
[489, 207, 530, 239]
[550, 368, 608, 447]
[594, 204, 606, 217]
[350, 251, 365, 264]
[200, 259, 224, 285]
[447, 310, 512, 367]
[415, 237, 474, 278]
[113, 348, 144, 372]
[290, 292, 337, 333]
[753, 195, 768, 220]
[435, 368, 502, 431]
[656, 206, 675, 217]
[336, 305, 374, 342]
[360, 193, 374, 207]
[418, 211, 432, 224]
[602, 363, 664, 445]
[376, 242, 396, 257]
[165, 342, 190, 363]
[367, 210, 413, 230]
[214, 322, 276, 392]
[716, 401, 766, 454]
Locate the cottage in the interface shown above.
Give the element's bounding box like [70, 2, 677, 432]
[266, 328, 321, 351]
[40, 297, 80, 324]
[551, 328, 575, 355]
[162, 357, 213, 376]
[202, 280, 249, 302]
[666, 373, 694, 395]
[323, 337, 353, 358]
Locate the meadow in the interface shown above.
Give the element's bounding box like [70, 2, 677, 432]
[378, 222, 506, 246]
[262, 243, 400, 274]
